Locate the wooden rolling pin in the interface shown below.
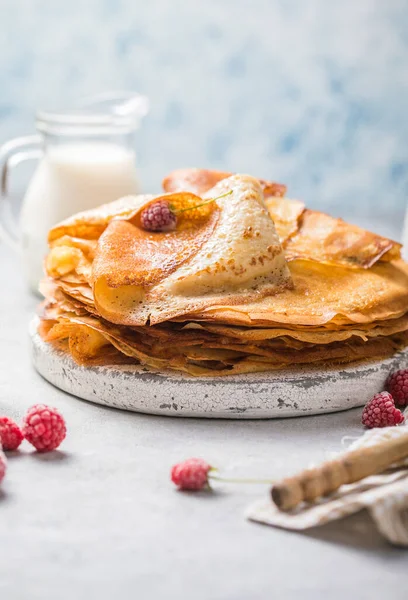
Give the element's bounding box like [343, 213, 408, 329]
[271, 429, 408, 511]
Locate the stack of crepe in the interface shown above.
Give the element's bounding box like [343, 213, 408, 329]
[39, 169, 408, 376]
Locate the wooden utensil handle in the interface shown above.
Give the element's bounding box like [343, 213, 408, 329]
[271, 430, 408, 511]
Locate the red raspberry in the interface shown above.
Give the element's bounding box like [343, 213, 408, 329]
[140, 200, 177, 232]
[0, 448, 6, 484]
[362, 392, 404, 428]
[171, 458, 211, 490]
[386, 369, 408, 406]
[22, 405, 66, 452]
[0, 416, 24, 451]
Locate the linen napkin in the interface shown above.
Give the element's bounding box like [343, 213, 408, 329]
[246, 426, 408, 547]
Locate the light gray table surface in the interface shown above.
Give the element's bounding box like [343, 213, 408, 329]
[0, 219, 407, 600]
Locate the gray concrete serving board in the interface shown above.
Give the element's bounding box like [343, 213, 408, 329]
[30, 317, 408, 419]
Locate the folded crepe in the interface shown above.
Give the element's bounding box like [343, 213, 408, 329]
[179, 260, 408, 327]
[46, 175, 292, 326]
[162, 168, 401, 268]
[162, 167, 287, 199]
[40, 169, 408, 377]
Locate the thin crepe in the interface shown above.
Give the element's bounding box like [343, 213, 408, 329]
[40, 302, 408, 377]
[285, 209, 400, 268]
[162, 168, 401, 268]
[180, 260, 408, 327]
[162, 167, 287, 199]
[92, 175, 292, 325]
[44, 258, 408, 329]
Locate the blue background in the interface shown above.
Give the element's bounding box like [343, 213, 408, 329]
[1, 0, 407, 221]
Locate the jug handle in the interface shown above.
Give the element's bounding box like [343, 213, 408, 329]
[0, 135, 42, 252]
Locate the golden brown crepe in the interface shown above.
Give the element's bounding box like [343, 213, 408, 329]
[162, 168, 401, 269]
[48, 175, 292, 326]
[162, 167, 287, 199]
[39, 295, 408, 377]
[180, 260, 408, 327]
[263, 197, 305, 243]
[48, 194, 154, 243]
[284, 209, 400, 268]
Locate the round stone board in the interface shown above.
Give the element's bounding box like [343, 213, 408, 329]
[30, 317, 408, 419]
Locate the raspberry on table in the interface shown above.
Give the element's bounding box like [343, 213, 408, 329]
[386, 369, 408, 406]
[171, 458, 212, 490]
[0, 448, 6, 484]
[140, 200, 177, 232]
[362, 392, 404, 428]
[22, 405, 67, 452]
[0, 416, 24, 451]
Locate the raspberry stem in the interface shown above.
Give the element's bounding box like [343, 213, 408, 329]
[209, 471, 275, 485]
[171, 190, 233, 215]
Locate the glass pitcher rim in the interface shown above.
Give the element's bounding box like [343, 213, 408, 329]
[36, 92, 149, 136]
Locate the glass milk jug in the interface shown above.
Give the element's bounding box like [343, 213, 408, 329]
[0, 92, 149, 293]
